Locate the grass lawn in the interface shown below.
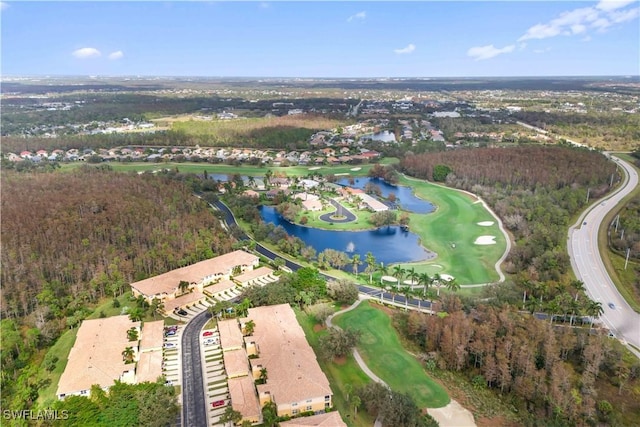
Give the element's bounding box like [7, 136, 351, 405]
[35, 327, 79, 409]
[59, 158, 398, 177]
[333, 300, 450, 409]
[296, 309, 375, 427]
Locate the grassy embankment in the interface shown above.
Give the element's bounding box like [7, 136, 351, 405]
[332, 300, 450, 408]
[598, 153, 640, 312]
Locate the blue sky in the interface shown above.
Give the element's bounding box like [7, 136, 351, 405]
[1, 1, 639, 77]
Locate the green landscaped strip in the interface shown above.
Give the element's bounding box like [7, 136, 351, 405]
[295, 310, 375, 427]
[333, 300, 450, 409]
[35, 327, 79, 409]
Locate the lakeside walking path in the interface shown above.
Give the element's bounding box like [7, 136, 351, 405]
[326, 296, 477, 427]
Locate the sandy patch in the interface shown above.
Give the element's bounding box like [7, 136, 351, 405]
[334, 173, 349, 176]
[440, 274, 455, 281]
[381, 276, 398, 283]
[308, 166, 322, 170]
[350, 167, 362, 171]
[474, 235, 496, 245]
[403, 280, 418, 286]
[428, 400, 476, 427]
[477, 221, 494, 226]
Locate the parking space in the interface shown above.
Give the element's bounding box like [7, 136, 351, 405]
[197, 327, 230, 426]
[162, 325, 182, 387]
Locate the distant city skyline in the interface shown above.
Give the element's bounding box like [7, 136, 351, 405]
[1, 1, 639, 78]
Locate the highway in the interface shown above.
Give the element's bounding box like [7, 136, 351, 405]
[181, 310, 211, 427]
[568, 155, 640, 353]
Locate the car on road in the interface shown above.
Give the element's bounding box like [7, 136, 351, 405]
[211, 400, 225, 408]
[175, 309, 188, 316]
[583, 221, 587, 225]
[202, 331, 214, 337]
[608, 302, 615, 309]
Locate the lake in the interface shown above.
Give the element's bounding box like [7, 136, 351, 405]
[260, 206, 434, 268]
[337, 177, 435, 214]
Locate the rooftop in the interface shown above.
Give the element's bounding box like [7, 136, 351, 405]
[223, 349, 250, 378]
[162, 291, 205, 313]
[204, 279, 236, 295]
[130, 250, 258, 296]
[218, 318, 244, 351]
[57, 315, 140, 396]
[234, 266, 275, 284]
[249, 304, 331, 405]
[136, 350, 163, 384]
[228, 375, 262, 422]
[139, 320, 164, 352]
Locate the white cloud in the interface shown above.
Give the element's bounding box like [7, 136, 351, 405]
[596, 0, 636, 12]
[394, 43, 415, 54]
[467, 44, 515, 61]
[72, 47, 101, 59]
[518, 2, 639, 41]
[0, 2, 9, 11]
[347, 11, 366, 22]
[533, 47, 552, 54]
[108, 51, 124, 60]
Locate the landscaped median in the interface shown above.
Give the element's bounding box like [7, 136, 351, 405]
[333, 300, 450, 409]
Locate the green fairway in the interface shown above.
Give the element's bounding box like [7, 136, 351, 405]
[296, 309, 375, 427]
[333, 300, 450, 409]
[60, 158, 398, 177]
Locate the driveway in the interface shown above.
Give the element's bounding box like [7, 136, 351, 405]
[318, 199, 356, 223]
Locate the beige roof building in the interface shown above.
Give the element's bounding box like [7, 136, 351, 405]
[223, 349, 250, 379]
[136, 350, 163, 384]
[218, 318, 244, 351]
[248, 304, 333, 417]
[228, 376, 262, 424]
[234, 266, 275, 286]
[279, 412, 347, 426]
[57, 316, 140, 399]
[139, 320, 164, 352]
[162, 291, 206, 313]
[130, 250, 258, 301]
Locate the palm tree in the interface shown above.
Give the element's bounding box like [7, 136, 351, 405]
[365, 252, 376, 284]
[433, 273, 443, 297]
[392, 265, 405, 285]
[445, 278, 460, 293]
[259, 367, 268, 384]
[127, 327, 139, 342]
[585, 300, 604, 331]
[352, 395, 361, 416]
[418, 272, 431, 297]
[178, 280, 190, 295]
[122, 346, 135, 364]
[378, 262, 389, 285]
[351, 254, 362, 276]
[389, 282, 399, 304]
[244, 320, 255, 336]
[406, 267, 418, 287]
[402, 286, 413, 311]
[571, 280, 586, 302]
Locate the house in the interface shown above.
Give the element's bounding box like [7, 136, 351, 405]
[228, 376, 262, 425]
[130, 250, 259, 307]
[248, 304, 333, 417]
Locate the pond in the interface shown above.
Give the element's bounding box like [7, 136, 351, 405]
[337, 177, 435, 214]
[259, 206, 434, 268]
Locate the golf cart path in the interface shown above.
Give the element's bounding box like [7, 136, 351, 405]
[326, 297, 476, 427]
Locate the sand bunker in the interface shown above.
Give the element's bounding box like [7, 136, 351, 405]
[477, 221, 494, 226]
[403, 280, 418, 286]
[381, 276, 398, 283]
[474, 235, 496, 245]
[334, 173, 349, 176]
[308, 166, 322, 170]
[428, 400, 476, 427]
[350, 167, 362, 171]
[440, 274, 455, 281]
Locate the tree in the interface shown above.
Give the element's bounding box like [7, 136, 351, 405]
[392, 265, 405, 285]
[122, 346, 135, 364]
[261, 401, 278, 427]
[418, 272, 431, 297]
[327, 279, 359, 305]
[365, 252, 376, 284]
[378, 262, 389, 284]
[178, 280, 190, 295]
[585, 300, 604, 331]
[445, 278, 460, 293]
[127, 327, 139, 342]
[150, 298, 164, 320]
[319, 327, 360, 360]
[128, 307, 144, 322]
[220, 407, 243, 426]
[352, 394, 362, 417]
[432, 164, 452, 182]
[351, 254, 362, 276]
[244, 320, 255, 336]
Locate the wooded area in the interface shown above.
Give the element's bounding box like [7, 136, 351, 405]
[0, 167, 235, 411]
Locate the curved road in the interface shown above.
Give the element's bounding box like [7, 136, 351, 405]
[568, 155, 639, 352]
[318, 199, 356, 223]
[181, 310, 211, 427]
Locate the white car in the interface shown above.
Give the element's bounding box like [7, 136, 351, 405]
[164, 342, 177, 349]
[203, 338, 217, 346]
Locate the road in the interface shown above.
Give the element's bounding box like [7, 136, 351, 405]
[318, 199, 356, 223]
[181, 310, 211, 427]
[568, 155, 640, 352]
